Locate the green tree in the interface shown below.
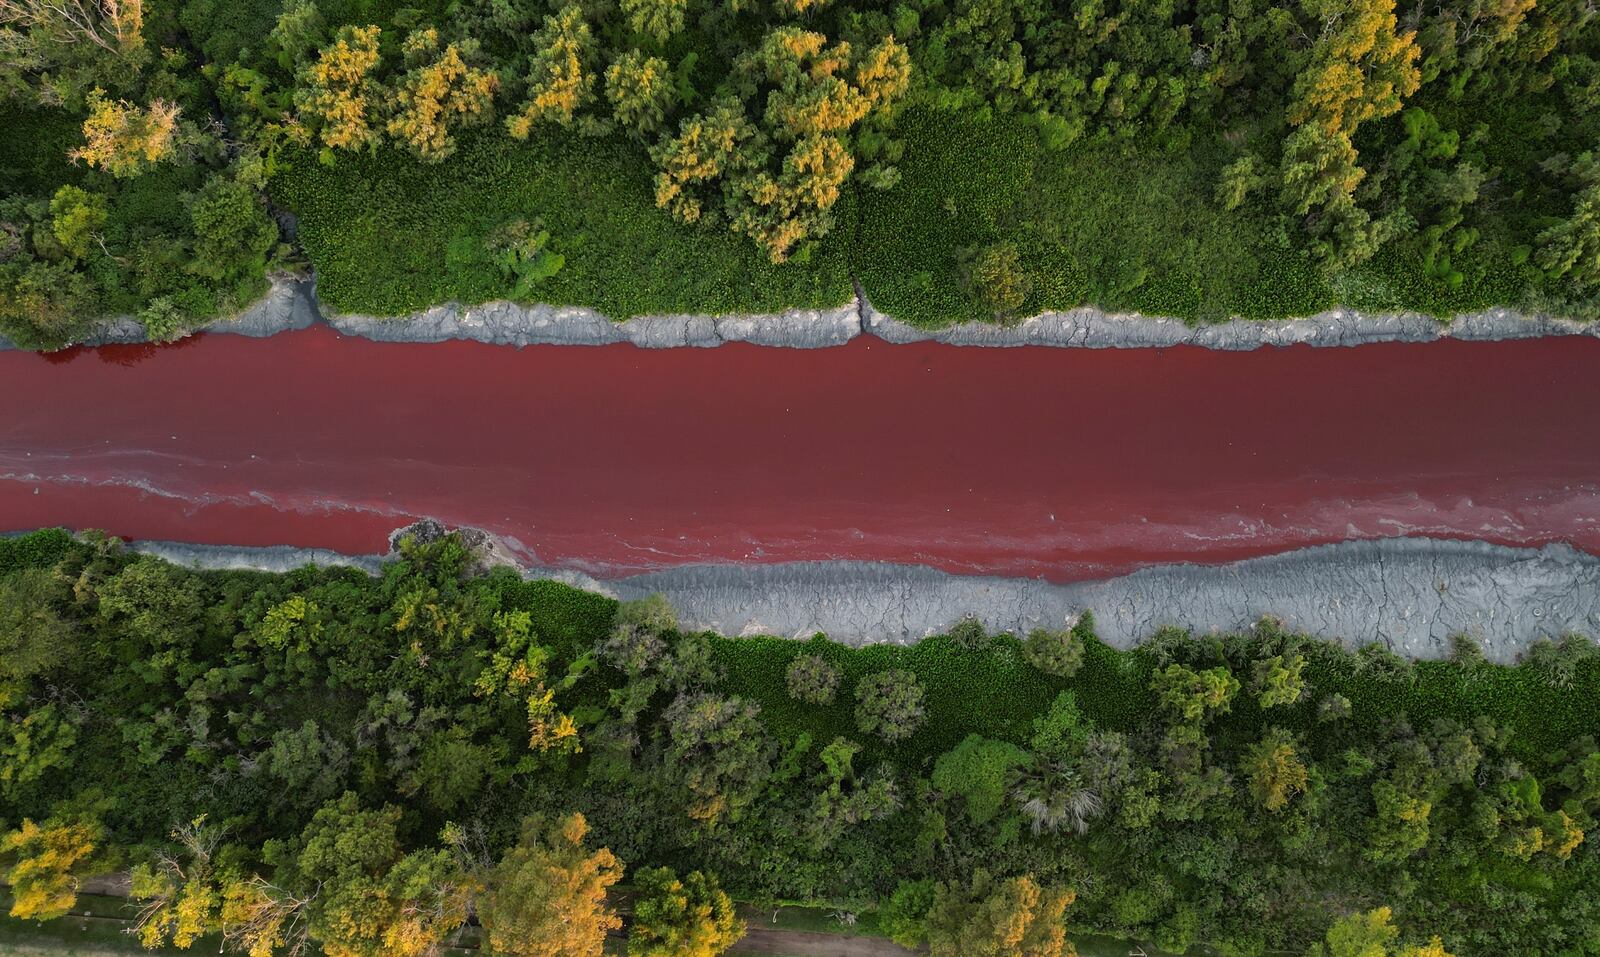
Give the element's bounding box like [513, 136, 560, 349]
[48, 185, 107, 260]
[278, 792, 475, 957]
[1536, 179, 1600, 291]
[1013, 694, 1102, 836]
[628, 867, 743, 957]
[1, 702, 79, 797]
[660, 693, 774, 828]
[0, 567, 78, 707]
[619, 0, 686, 45]
[933, 735, 1031, 825]
[605, 51, 674, 137]
[855, 669, 926, 743]
[1151, 663, 1240, 722]
[95, 556, 205, 649]
[1253, 653, 1308, 708]
[188, 163, 278, 286]
[1215, 154, 1266, 211]
[479, 813, 622, 957]
[963, 242, 1030, 320]
[1306, 906, 1457, 957]
[1243, 727, 1310, 812]
[1022, 627, 1085, 677]
[881, 878, 936, 949]
[805, 737, 901, 850]
[785, 653, 840, 705]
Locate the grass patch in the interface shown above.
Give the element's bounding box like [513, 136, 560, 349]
[270, 130, 854, 318]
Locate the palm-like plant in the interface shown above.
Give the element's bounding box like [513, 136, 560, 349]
[1011, 759, 1103, 837]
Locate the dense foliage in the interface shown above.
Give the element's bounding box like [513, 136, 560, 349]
[2, 528, 1598, 955]
[3, 0, 1598, 344]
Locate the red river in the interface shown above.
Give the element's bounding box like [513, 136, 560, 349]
[2, 327, 1597, 581]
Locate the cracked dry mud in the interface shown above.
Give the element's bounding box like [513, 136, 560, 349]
[6, 274, 1598, 351]
[131, 535, 1600, 662]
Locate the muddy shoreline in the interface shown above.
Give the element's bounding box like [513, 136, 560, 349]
[127, 531, 1600, 662]
[4, 276, 1596, 352]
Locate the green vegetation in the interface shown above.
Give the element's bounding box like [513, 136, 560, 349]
[4, 0, 1599, 347]
[2, 528, 1598, 956]
[271, 132, 852, 317]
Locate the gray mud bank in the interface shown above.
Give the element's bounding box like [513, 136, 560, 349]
[7, 275, 1597, 351]
[132, 534, 1600, 662]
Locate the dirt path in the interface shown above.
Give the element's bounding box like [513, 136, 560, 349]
[731, 928, 916, 956]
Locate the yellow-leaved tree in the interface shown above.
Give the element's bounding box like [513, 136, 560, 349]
[1306, 906, 1456, 957]
[605, 50, 674, 137]
[506, 5, 598, 137]
[68, 88, 178, 176]
[387, 28, 499, 162]
[1289, 0, 1420, 137]
[2, 814, 102, 920]
[296, 24, 386, 152]
[477, 813, 623, 957]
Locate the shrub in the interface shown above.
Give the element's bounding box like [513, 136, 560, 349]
[946, 616, 990, 651]
[962, 241, 1029, 319]
[880, 878, 936, 949]
[1023, 628, 1085, 678]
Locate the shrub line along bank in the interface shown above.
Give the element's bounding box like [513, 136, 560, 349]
[5, 274, 1600, 353]
[124, 524, 1600, 663]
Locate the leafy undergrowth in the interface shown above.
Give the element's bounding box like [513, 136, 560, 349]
[854, 108, 1336, 327]
[270, 131, 854, 319]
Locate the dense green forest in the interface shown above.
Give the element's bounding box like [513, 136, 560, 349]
[2, 0, 1599, 346]
[1, 528, 1598, 955]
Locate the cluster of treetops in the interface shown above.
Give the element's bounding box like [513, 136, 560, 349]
[1, 0, 1599, 346]
[1, 527, 1598, 955]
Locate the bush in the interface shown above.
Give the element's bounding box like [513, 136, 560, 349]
[786, 654, 840, 705]
[628, 866, 743, 957]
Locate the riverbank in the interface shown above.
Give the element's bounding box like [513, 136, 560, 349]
[131, 528, 1600, 663]
[4, 275, 1597, 352]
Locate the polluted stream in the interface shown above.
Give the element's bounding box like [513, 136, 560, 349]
[2, 326, 1597, 583]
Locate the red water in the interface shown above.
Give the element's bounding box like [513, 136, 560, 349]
[2, 327, 1597, 580]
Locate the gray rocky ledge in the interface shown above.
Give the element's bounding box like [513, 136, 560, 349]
[5, 275, 1595, 352]
[130, 534, 1600, 663]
